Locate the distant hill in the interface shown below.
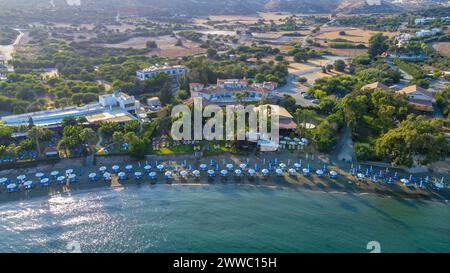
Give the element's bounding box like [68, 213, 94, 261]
[337, 0, 404, 13]
[0, 0, 406, 17]
[263, 0, 341, 13]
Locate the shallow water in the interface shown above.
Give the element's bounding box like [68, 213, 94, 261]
[0, 184, 449, 253]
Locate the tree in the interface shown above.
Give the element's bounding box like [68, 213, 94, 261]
[280, 94, 296, 113]
[175, 39, 183, 46]
[297, 77, 307, 84]
[99, 121, 120, 139]
[80, 128, 97, 145]
[128, 136, 147, 158]
[62, 116, 78, 127]
[207, 48, 218, 59]
[146, 40, 157, 49]
[124, 120, 140, 134]
[159, 81, 172, 106]
[368, 33, 388, 57]
[342, 93, 369, 127]
[295, 108, 316, 135]
[334, 59, 346, 72]
[375, 115, 449, 166]
[176, 89, 190, 100]
[293, 51, 308, 62]
[313, 120, 337, 152]
[274, 54, 284, 61]
[28, 126, 46, 155]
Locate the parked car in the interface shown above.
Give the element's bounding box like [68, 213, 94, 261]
[311, 99, 320, 104]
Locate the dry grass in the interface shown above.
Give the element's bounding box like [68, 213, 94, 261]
[315, 27, 398, 44]
[96, 35, 206, 57]
[288, 62, 317, 73]
[432, 42, 450, 57]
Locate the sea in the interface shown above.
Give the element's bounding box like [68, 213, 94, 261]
[0, 184, 449, 253]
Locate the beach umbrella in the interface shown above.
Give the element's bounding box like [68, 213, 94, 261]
[7, 183, 18, 193]
[316, 169, 324, 177]
[40, 178, 51, 187]
[118, 172, 126, 180]
[357, 173, 365, 180]
[221, 170, 228, 177]
[434, 182, 444, 190]
[144, 165, 152, 173]
[179, 170, 188, 178]
[35, 172, 45, 179]
[200, 164, 207, 171]
[57, 176, 66, 184]
[275, 168, 283, 177]
[192, 170, 200, 178]
[288, 168, 296, 176]
[125, 165, 133, 173]
[17, 174, 26, 182]
[112, 165, 120, 173]
[239, 163, 247, 170]
[65, 169, 74, 175]
[88, 173, 97, 181]
[157, 164, 165, 172]
[149, 172, 157, 180]
[24, 180, 34, 189]
[401, 178, 410, 186]
[234, 169, 242, 177]
[302, 168, 310, 176]
[279, 163, 287, 170]
[0, 177, 8, 186]
[294, 163, 301, 171]
[103, 172, 112, 181]
[226, 164, 234, 171]
[50, 171, 59, 178]
[261, 169, 269, 177]
[165, 171, 173, 179]
[248, 169, 256, 177]
[134, 172, 143, 180]
[99, 166, 107, 173]
[68, 174, 77, 183]
[207, 170, 215, 177]
[329, 171, 338, 179]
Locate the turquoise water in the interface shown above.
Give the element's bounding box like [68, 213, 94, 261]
[0, 184, 449, 253]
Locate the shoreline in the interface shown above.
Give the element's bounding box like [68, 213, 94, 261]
[0, 154, 449, 205]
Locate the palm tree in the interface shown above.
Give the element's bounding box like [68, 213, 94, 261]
[28, 126, 45, 156]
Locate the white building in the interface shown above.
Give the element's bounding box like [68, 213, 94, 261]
[399, 85, 435, 112]
[136, 65, 188, 81]
[395, 33, 413, 47]
[416, 28, 441, 38]
[415, 18, 435, 25]
[189, 79, 277, 103]
[99, 90, 139, 114]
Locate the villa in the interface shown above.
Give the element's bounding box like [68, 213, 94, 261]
[99, 90, 140, 114]
[136, 65, 188, 81]
[415, 28, 441, 38]
[361, 82, 391, 92]
[398, 85, 435, 112]
[189, 79, 277, 103]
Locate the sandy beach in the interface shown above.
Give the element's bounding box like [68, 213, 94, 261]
[1, 153, 449, 204]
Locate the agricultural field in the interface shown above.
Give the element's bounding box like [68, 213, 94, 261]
[432, 42, 450, 57]
[314, 27, 398, 44]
